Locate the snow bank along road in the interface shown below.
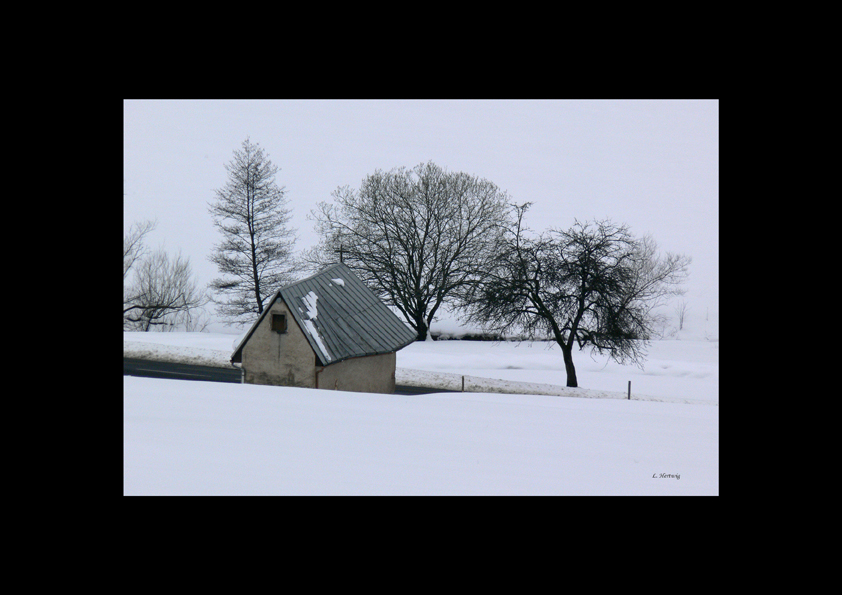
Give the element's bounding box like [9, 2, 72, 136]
[122, 340, 458, 394]
[123, 356, 454, 395]
[123, 340, 715, 405]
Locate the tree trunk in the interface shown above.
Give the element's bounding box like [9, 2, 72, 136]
[548, 316, 578, 387]
[561, 344, 578, 387]
[415, 317, 428, 341]
[251, 233, 262, 314]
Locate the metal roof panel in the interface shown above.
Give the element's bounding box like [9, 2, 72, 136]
[275, 263, 416, 366]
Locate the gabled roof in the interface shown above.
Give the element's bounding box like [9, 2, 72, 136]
[231, 263, 417, 366]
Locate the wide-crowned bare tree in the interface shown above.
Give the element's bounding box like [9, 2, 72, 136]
[208, 138, 296, 325]
[461, 204, 691, 387]
[306, 161, 511, 340]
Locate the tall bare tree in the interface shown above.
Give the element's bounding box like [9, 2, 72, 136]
[306, 161, 511, 340]
[462, 204, 691, 387]
[208, 138, 296, 325]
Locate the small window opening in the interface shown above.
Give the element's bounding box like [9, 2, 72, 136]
[271, 313, 287, 333]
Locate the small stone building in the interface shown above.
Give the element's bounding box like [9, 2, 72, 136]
[230, 263, 417, 393]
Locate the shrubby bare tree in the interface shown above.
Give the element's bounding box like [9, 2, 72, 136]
[170, 304, 212, 332]
[675, 299, 689, 331]
[124, 220, 207, 331]
[124, 249, 207, 331]
[461, 204, 691, 387]
[208, 138, 296, 325]
[306, 161, 511, 340]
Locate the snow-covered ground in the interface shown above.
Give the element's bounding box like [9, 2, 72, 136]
[124, 327, 718, 495]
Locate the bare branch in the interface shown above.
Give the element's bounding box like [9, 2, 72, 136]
[123, 219, 156, 280]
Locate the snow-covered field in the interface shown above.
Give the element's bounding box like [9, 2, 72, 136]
[124, 328, 718, 495]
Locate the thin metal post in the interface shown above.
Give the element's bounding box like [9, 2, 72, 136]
[628, 381, 631, 400]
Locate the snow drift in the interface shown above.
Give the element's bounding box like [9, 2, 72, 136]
[123, 331, 718, 495]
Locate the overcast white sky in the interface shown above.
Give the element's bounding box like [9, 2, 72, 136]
[124, 99, 718, 329]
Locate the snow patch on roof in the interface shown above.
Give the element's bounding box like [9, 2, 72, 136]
[301, 291, 319, 319]
[303, 319, 331, 363]
[331, 278, 345, 286]
[300, 291, 331, 363]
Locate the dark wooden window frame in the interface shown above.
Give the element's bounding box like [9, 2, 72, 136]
[271, 313, 288, 333]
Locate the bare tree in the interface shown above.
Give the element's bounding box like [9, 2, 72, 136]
[208, 138, 296, 325]
[124, 247, 207, 331]
[461, 204, 691, 387]
[306, 161, 511, 340]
